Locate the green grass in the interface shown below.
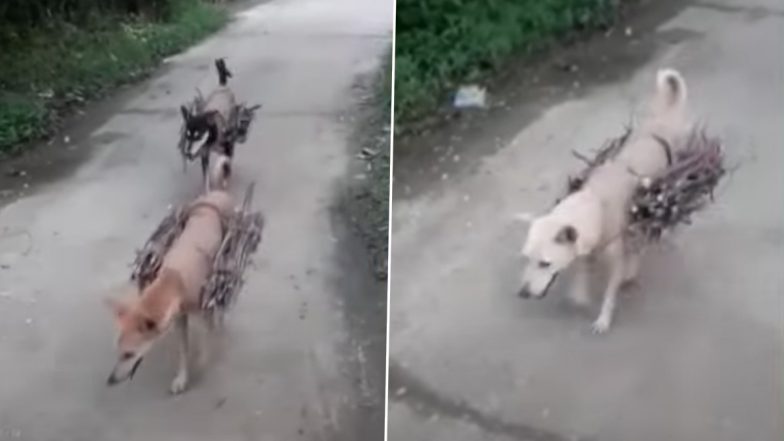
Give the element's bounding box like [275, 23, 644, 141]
[362, 51, 391, 280]
[343, 49, 391, 281]
[395, 0, 618, 129]
[0, 0, 228, 153]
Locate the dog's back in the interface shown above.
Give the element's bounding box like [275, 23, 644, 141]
[583, 69, 691, 237]
[162, 191, 234, 309]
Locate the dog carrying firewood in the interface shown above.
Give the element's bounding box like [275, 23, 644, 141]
[178, 58, 260, 190]
[516, 69, 726, 333]
[106, 184, 263, 393]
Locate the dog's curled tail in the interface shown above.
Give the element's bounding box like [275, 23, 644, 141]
[215, 58, 233, 86]
[654, 68, 687, 112]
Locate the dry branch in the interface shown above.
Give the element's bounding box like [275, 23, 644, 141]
[562, 126, 726, 243]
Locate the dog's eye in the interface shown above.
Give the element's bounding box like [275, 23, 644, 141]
[538, 261, 551, 269]
[142, 319, 157, 333]
[121, 352, 135, 361]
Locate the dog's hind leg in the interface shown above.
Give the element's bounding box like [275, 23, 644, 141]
[170, 314, 190, 394]
[623, 252, 641, 285]
[593, 241, 625, 334]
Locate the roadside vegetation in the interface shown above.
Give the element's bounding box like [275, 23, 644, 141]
[395, 0, 619, 131]
[0, 0, 229, 153]
[343, 51, 391, 281]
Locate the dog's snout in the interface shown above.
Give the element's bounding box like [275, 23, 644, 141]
[107, 374, 120, 386]
[518, 287, 531, 298]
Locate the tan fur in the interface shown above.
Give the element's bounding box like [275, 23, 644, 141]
[107, 191, 234, 393]
[518, 69, 692, 333]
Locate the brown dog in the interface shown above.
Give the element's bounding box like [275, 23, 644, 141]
[106, 191, 234, 393]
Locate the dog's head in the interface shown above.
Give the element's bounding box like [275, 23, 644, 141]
[180, 105, 215, 144]
[516, 192, 602, 298]
[104, 274, 182, 385]
[518, 216, 580, 298]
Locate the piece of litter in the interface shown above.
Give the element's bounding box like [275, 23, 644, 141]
[453, 154, 461, 163]
[453, 85, 487, 109]
[64, 136, 70, 143]
[357, 148, 377, 159]
[396, 387, 407, 396]
[625, 26, 633, 36]
[25, 318, 32, 324]
[441, 173, 449, 181]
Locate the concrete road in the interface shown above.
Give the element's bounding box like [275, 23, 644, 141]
[0, 1, 390, 440]
[389, 1, 783, 440]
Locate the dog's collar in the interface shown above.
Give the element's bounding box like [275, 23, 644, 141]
[651, 134, 673, 166]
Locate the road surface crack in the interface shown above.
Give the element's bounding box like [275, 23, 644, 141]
[389, 360, 596, 441]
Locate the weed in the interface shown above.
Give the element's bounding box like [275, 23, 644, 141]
[0, 0, 228, 152]
[395, 0, 618, 129]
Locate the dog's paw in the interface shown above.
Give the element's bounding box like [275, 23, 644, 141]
[591, 316, 612, 334]
[169, 373, 189, 395]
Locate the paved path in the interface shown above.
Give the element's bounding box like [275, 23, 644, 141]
[0, 1, 390, 440]
[389, 1, 783, 440]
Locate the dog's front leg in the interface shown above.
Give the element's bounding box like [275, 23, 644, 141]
[569, 257, 592, 307]
[592, 241, 625, 334]
[170, 314, 190, 394]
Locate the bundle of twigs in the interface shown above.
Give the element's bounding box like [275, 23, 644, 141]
[131, 207, 188, 290]
[227, 103, 261, 145]
[201, 184, 264, 310]
[564, 126, 726, 243]
[566, 125, 632, 196]
[627, 129, 725, 241]
[130, 184, 265, 311]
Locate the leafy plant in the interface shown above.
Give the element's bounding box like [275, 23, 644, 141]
[0, 0, 228, 152]
[395, 0, 617, 127]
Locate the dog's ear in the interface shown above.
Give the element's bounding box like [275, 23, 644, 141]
[556, 223, 600, 257]
[180, 105, 190, 123]
[555, 225, 578, 244]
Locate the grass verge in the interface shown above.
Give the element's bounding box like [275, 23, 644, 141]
[0, 0, 228, 153]
[341, 50, 392, 281]
[395, 0, 619, 132]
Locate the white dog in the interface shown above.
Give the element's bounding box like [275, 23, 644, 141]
[517, 69, 692, 333]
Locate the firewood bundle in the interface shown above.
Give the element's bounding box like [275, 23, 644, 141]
[229, 103, 261, 145]
[130, 184, 264, 311]
[627, 129, 725, 241]
[201, 185, 264, 310]
[564, 126, 726, 243]
[131, 208, 188, 290]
